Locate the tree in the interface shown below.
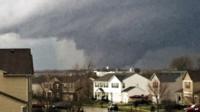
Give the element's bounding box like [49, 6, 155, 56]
[197, 58, 200, 70]
[148, 82, 168, 112]
[170, 56, 193, 70]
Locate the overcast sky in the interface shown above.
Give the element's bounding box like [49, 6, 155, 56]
[0, 0, 200, 70]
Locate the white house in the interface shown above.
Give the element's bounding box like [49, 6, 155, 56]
[93, 73, 150, 103]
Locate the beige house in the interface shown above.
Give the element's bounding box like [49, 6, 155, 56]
[182, 71, 200, 104]
[150, 71, 185, 103]
[32, 74, 83, 103]
[0, 49, 33, 112]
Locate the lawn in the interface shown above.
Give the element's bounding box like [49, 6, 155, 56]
[84, 101, 151, 112]
[83, 101, 185, 112]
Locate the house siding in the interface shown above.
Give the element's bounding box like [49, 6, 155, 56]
[0, 72, 28, 101]
[123, 74, 150, 96]
[183, 73, 193, 97]
[194, 82, 200, 92]
[162, 82, 181, 102]
[0, 94, 26, 112]
[151, 74, 183, 102]
[0, 71, 28, 112]
[165, 76, 183, 102]
[93, 76, 122, 103]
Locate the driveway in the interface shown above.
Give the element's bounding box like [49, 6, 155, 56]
[83, 106, 107, 112]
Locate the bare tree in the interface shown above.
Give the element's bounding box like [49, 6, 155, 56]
[196, 58, 200, 70]
[170, 56, 193, 70]
[148, 82, 168, 112]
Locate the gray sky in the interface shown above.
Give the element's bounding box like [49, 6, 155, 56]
[0, 0, 200, 70]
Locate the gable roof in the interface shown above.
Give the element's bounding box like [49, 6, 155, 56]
[0, 49, 34, 74]
[186, 70, 200, 82]
[153, 71, 186, 82]
[95, 73, 133, 82]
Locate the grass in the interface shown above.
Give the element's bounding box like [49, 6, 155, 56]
[83, 101, 151, 112]
[118, 104, 151, 112]
[83, 100, 185, 112]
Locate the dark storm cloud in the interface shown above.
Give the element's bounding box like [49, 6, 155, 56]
[1, 0, 200, 68]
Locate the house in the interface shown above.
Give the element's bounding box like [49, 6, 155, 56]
[150, 71, 185, 103]
[122, 73, 151, 103]
[93, 73, 150, 103]
[0, 49, 34, 112]
[182, 70, 200, 104]
[32, 76, 64, 103]
[32, 73, 93, 103]
[93, 73, 131, 103]
[61, 75, 81, 102]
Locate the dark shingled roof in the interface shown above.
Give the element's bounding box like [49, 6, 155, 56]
[32, 75, 47, 84]
[155, 71, 185, 82]
[96, 73, 132, 81]
[0, 49, 34, 74]
[187, 70, 200, 82]
[140, 73, 153, 79]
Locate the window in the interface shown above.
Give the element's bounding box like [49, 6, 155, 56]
[43, 83, 49, 88]
[63, 83, 67, 87]
[56, 83, 59, 89]
[95, 82, 99, 87]
[153, 81, 158, 88]
[70, 83, 74, 89]
[112, 83, 119, 88]
[96, 82, 108, 88]
[185, 82, 191, 89]
[104, 82, 108, 88]
[122, 83, 125, 88]
[21, 106, 27, 112]
[100, 83, 104, 87]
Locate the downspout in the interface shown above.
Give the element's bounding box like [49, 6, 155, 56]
[28, 74, 32, 112]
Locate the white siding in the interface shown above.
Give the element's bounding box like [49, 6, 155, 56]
[93, 76, 123, 103]
[123, 73, 150, 95]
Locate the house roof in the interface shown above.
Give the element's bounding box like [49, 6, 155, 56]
[32, 75, 47, 84]
[187, 70, 200, 82]
[122, 86, 135, 92]
[95, 73, 133, 82]
[0, 49, 34, 74]
[140, 73, 153, 79]
[35, 69, 88, 76]
[154, 71, 185, 82]
[176, 89, 183, 93]
[32, 75, 81, 84]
